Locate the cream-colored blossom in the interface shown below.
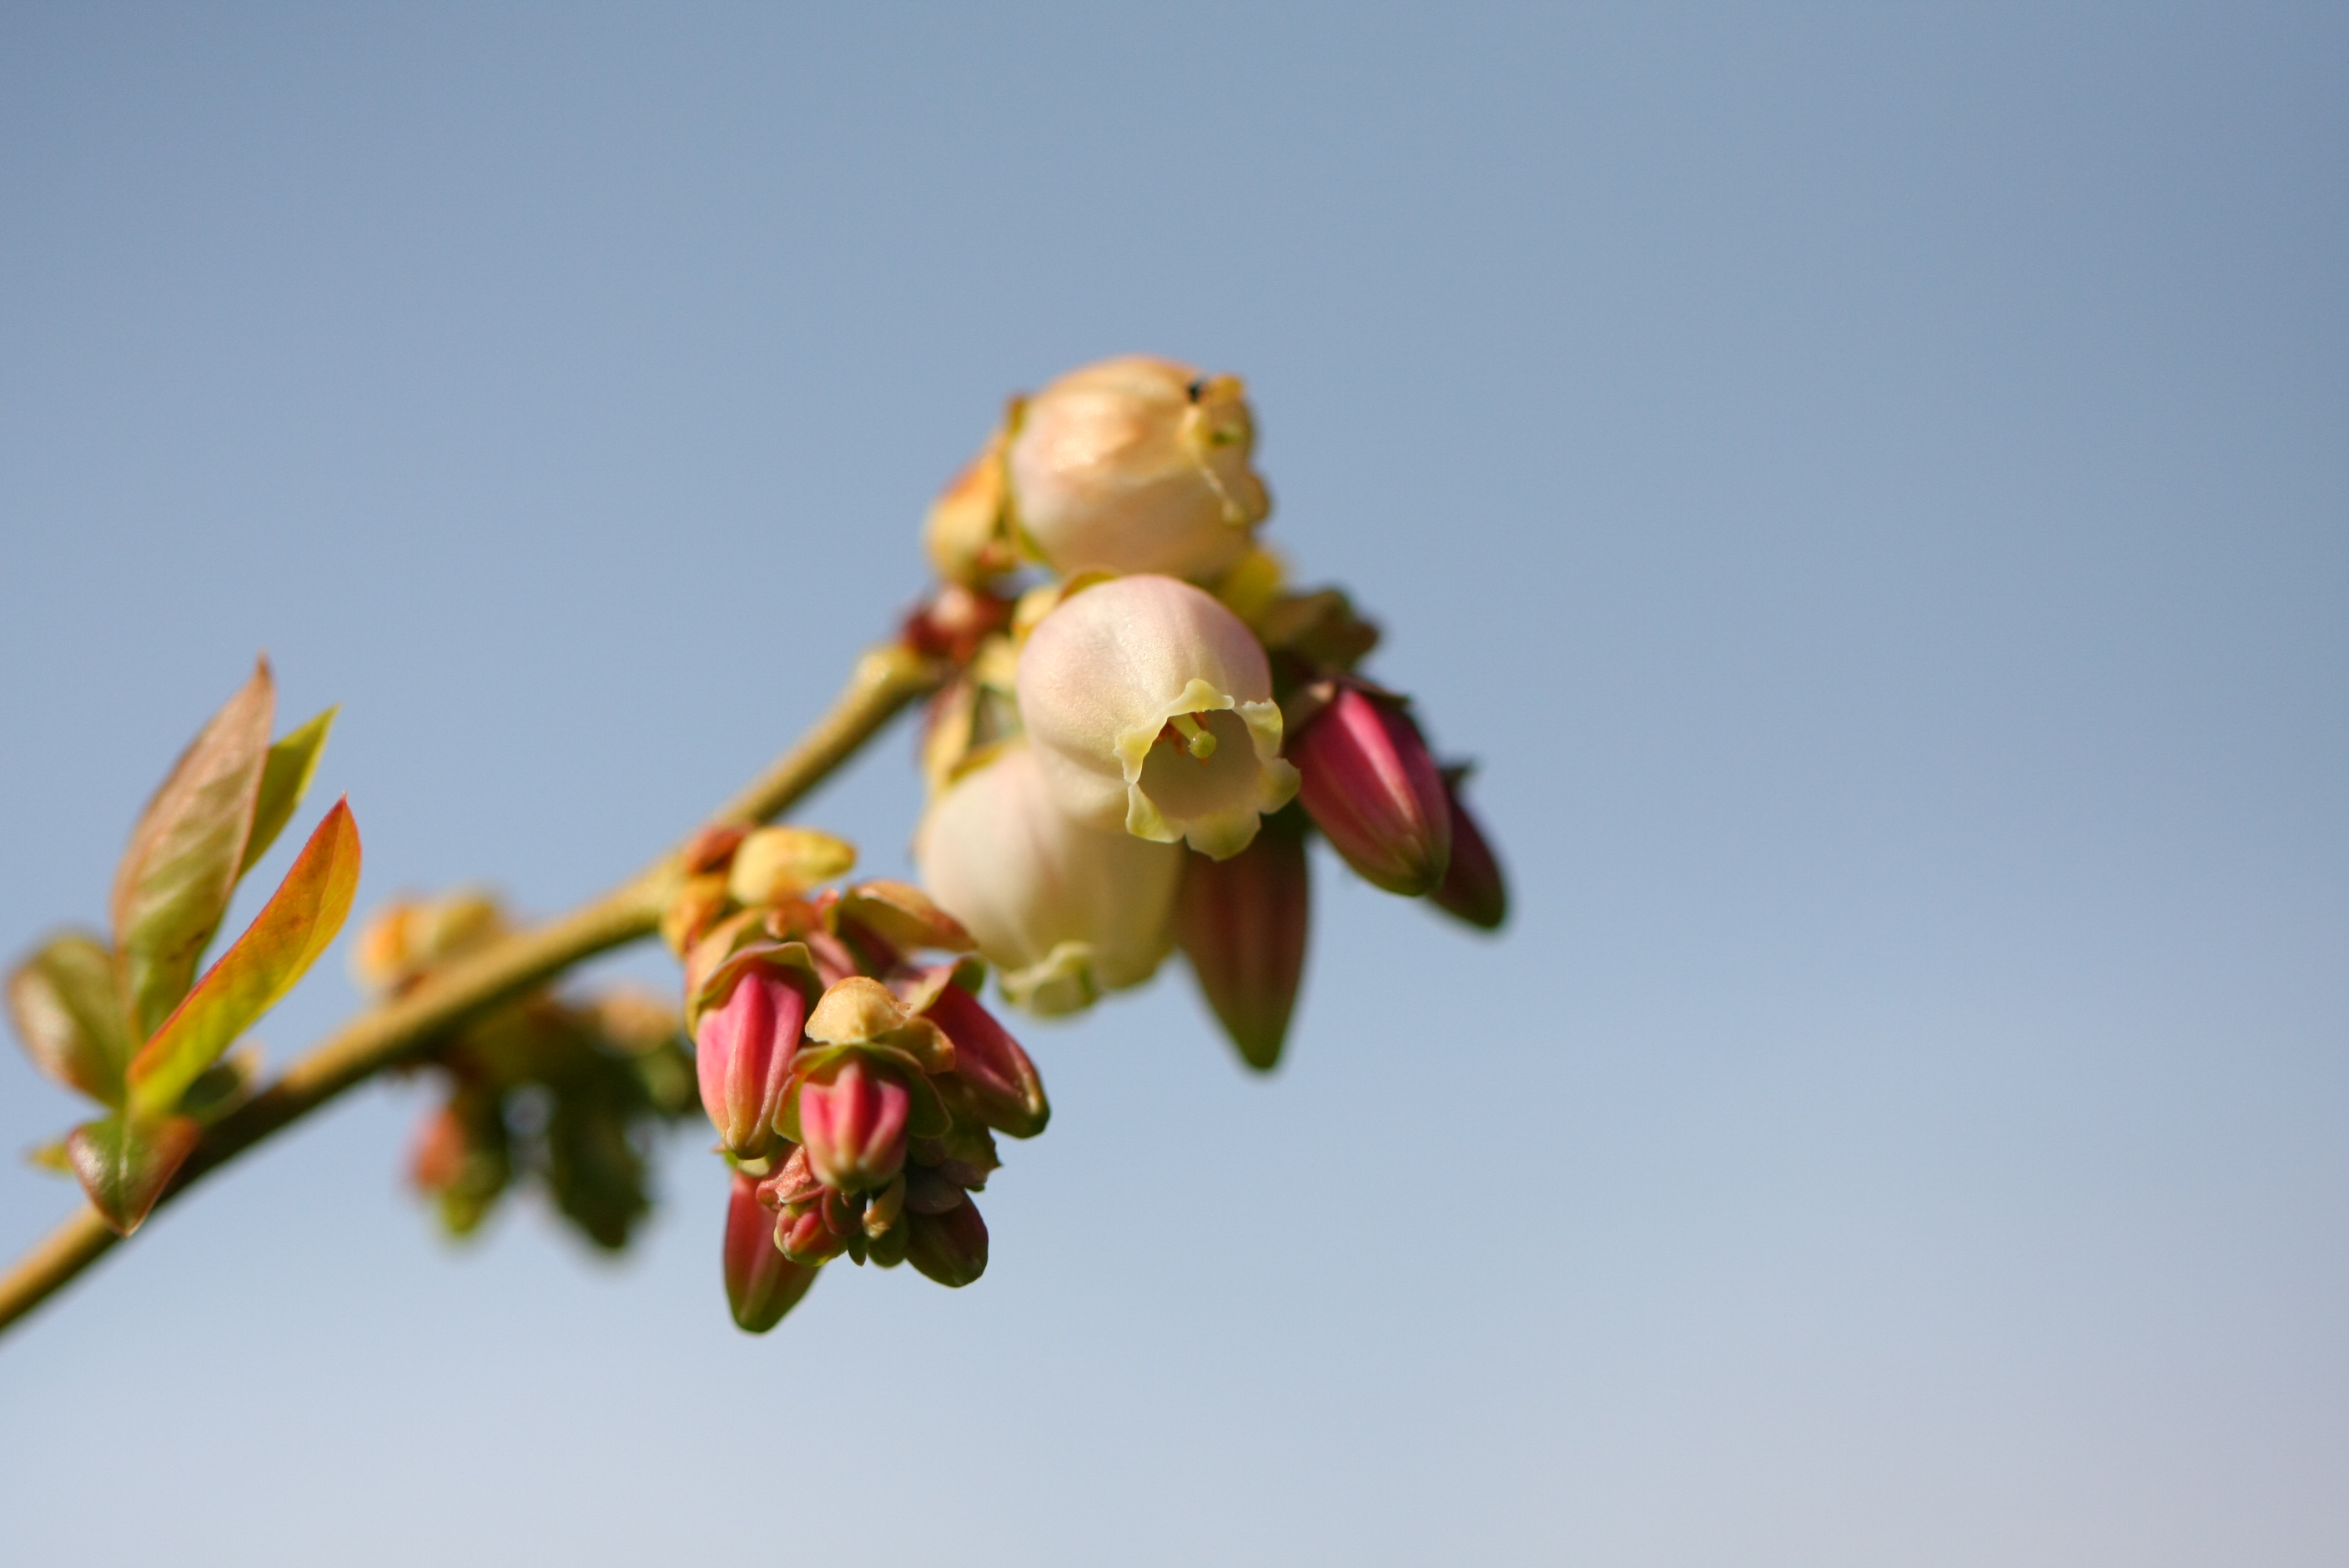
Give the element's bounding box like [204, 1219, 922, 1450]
[913, 743, 1181, 1017]
[1016, 574, 1298, 859]
[1006, 355, 1270, 583]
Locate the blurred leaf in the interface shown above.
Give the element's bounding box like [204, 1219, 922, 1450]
[177, 1045, 263, 1124]
[128, 800, 361, 1120]
[111, 661, 277, 1040]
[237, 707, 337, 878]
[415, 1093, 511, 1239]
[545, 1092, 649, 1251]
[67, 1113, 200, 1235]
[25, 1138, 74, 1175]
[6, 931, 134, 1105]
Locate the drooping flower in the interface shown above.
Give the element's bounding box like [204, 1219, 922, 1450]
[1003, 355, 1270, 583]
[913, 743, 1182, 1015]
[1016, 574, 1299, 859]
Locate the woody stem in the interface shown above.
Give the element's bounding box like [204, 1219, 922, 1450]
[0, 641, 944, 1339]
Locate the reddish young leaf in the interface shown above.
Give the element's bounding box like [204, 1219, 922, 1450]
[128, 799, 361, 1120]
[67, 1113, 200, 1235]
[238, 706, 337, 877]
[111, 661, 278, 1040]
[5, 931, 134, 1106]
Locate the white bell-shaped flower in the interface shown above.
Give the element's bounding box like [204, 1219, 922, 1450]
[1006, 355, 1270, 583]
[913, 743, 1183, 1017]
[1016, 574, 1300, 859]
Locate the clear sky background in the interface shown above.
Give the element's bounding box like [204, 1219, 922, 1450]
[2, 5, 2343, 1564]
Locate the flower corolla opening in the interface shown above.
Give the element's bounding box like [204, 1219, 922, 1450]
[913, 742, 1181, 1017]
[1015, 574, 1299, 860]
[1005, 355, 1270, 583]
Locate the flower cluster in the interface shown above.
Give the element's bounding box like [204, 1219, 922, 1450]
[910, 354, 1508, 1064]
[386, 354, 1504, 1335]
[0, 356, 1510, 1338]
[660, 824, 1046, 1332]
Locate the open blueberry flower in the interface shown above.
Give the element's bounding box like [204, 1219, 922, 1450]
[1017, 573, 1300, 859]
[914, 742, 1182, 1014]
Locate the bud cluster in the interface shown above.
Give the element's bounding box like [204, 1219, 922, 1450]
[908, 354, 1510, 1070]
[661, 826, 1049, 1331]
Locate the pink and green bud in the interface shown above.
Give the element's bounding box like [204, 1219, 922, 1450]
[724, 1170, 817, 1333]
[775, 1196, 852, 1268]
[1432, 773, 1508, 931]
[1172, 814, 1310, 1072]
[795, 1054, 913, 1194]
[695, 961, 809, 1158]
[1291, 684, 1451, 897]
[908, 964, 1050, 1138]
[905, 1194, 990, 1288]
[757, 1143, 824, 1208]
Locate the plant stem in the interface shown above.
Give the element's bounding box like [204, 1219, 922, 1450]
[0, 642, 943, 1339]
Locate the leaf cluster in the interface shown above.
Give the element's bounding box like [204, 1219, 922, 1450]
[5, 662, 359, 1234]
[406, 977, 698, 1253]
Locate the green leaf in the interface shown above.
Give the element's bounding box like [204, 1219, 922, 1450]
[238, 706, 337, 878]
[128, 798, 362, 1120]
[26, 1138, 74, 1175]
[177, 1044, 263, 1124]
[111, 661, 278, 1041]
[5, 931, 134, 1106]
[67, 1113, 200, 1235]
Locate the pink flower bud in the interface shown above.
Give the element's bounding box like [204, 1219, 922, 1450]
[1005, 355, 1270, 583]
[695, 962, 809, 1158]
[795, 1054, 913, 1193]
[914, 743, 1182, 1015]
[905, 1194, 990, 1289]
[1017, 574, 1300, 859]
[724, 1170, 817, 1333]
[1432, 775, 1508, 931]
[773, 1207, 837, 1267]
[1172, 815, 1310, 1072]
[1292, 685, 1452, 897]
[917, 971, 1050, 1138]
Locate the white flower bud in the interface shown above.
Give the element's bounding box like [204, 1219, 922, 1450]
[1015, 574, 1300, 859]
[1006, 355, 1270, 583]
[913, 744, 1182, 1017]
